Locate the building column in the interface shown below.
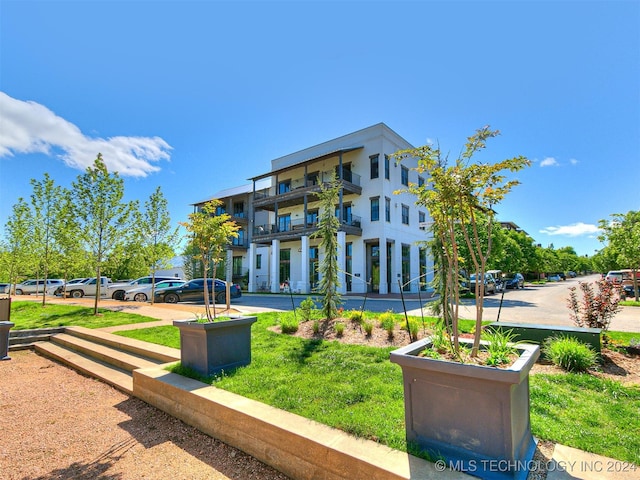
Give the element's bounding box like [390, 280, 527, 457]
[300, 235, 310, 294]
[271, 239, 280, 293]
[379, 237, 388, 294]
[248, 243, 256, 293]
[337, 231, 346, 294]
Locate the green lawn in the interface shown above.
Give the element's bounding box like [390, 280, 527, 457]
[116, 311, 640, 465]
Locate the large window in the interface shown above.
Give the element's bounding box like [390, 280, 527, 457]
[402, 204, 409, 225]
[402, 244, 411, 291]
[345, 242, 353, 292]
[401, 165, 409, 186]
[280, 249, 291, 285]
[256, 254, 262, 269]
[233, 201, 245, 218]
[309, 246, 319, 290]
[232, 229, 245, 246]
[419, 211, 426, 230]
[384, 154, 390, 180]
[370, 197, 380, 222]
[232, 256, 243, 276]
[385, 197, 391, 222]
[215, 204, 226, 215]
[307, 209, 319, 226]
[278, 180, 291, 194]
[370, 154, 379, 179]
[418, 176, 425, 187]
[278, 214, 291, 232]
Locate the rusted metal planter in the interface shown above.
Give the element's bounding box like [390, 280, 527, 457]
[173, 316, 257, 376]
[390, 337, 540, 480]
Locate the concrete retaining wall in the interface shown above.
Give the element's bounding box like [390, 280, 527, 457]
[133, 366, 459, 480]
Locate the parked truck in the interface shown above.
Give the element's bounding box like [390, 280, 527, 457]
[64, 277, 111, 298]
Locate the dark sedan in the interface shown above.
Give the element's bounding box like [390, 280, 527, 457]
[504, 273, 525, 289]
[154, 278, 242, 304]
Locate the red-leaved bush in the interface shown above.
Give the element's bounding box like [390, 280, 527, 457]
[566, 280, 622, 333]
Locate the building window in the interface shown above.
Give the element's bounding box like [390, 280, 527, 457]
[280, 249, 290, 285]
[370, 197, 380, 222]
[215, 204, 226, 216]
[419, 211, 426, 229]
[232, 229, 245, 246]
[384, 154, 390, 180]
[233, 201, 245, 218]
[401, 166, 409, 186]
[345, 242, 353, 292]
[385, 197, 391, 222]
[309, 246, 319, 289]
[370, 154, 379, 179]
[419, 247, 428, 291]
[402, 244, 411, 291]
[307, 171, 319, 186]
[401, 204, 409, 225]
[256, 254, 262, 269]
[278, 180, 291, 194]
[418, 176, 424, 187]
[307, 209, 319, 226]
[232, 256, 243, 276]
[278, 214, 291, 232]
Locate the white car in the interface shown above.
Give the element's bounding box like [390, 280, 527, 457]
[15, 279, 64, 295]
[124, 279, 186, 302]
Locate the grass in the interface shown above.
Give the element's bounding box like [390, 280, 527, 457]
[8, 302, 638, 464]
[115, 311, 640, 464]
[8, 301, 160, 329]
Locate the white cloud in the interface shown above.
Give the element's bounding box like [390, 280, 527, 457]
[540, 157, 559, 167]
[539, 222, 601, 237]
[0, 91, 172, 177]
[569, 158, 579, 165]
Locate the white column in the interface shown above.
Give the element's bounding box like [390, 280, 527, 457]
[337, 231, 346, 294]
[379, 238, 388, 294]
[300, 236, 310, 294]
[271, 239, 280, 293]
[248, 243, 256, 293]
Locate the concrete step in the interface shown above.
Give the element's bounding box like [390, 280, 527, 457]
[33, 326, 181, 395]
[35, 341, 134, 393]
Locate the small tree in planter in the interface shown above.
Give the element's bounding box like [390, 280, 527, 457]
[391, 127, 536, 479]
[180, 199, 239, 321]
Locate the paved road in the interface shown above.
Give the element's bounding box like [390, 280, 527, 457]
[230, 274, 639, 333]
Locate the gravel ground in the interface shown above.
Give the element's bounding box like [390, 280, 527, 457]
[0, 350, 290, 480]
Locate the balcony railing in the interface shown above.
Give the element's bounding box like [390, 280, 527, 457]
[253, 214, 362, 240]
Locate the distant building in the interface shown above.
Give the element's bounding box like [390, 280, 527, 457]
[195, 123, 436, 294]
[500, 221, 530, 238]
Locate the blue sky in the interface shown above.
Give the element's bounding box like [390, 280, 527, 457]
[1, 0, 638, 258]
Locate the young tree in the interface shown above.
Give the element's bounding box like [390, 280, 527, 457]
[599, 210, 640, 300]
[71, 154, 136, 314]
[394, 126, 530, 357]
[3, 198, 34, 294]
[180, 199, 239, 321]
[137, 186, 179, 303]
[311, 174, 342, 321]
[30, 173, 65, 306]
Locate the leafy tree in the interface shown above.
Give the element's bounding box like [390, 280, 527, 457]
[394, 126, 529, 357]
[137, 187, 179, 303]
[3, 198, 34, 293]
[29, 173, 65, 305]
[71, 154, 136, 314]
[599, 210, 640, 300]
[180, 199, 239, 321]
[311, 174, 342, 320]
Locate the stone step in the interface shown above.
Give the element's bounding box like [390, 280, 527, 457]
[32, 326, 181, 396]
[35, 341, 134, 393]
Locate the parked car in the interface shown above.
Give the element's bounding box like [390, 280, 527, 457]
[504, 273, 525, 289]
[487, 270, 505, 292]
[622, 284, 638, 299]
[154, 278, 242, 304]
[48, 277, 90, 296]
[0, 283, 11, 294]
[124, 279, 186, 302]
[568, 271, 577, 278]
[14, 279, 64, 295]
[546, 274, 561, 282]
[107, 275, 183, 300]
[468, 273, 497, 295]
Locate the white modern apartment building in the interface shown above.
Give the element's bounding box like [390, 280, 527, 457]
[195, 123, 434, 295]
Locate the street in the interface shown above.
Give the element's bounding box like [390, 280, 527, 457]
[231, 274, 639, 333]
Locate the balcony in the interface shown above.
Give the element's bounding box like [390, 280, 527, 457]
[253, 170, 362, 211]
[252, 215, 362, 244]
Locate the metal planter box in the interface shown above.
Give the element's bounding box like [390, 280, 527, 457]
[173, 316, 257, 376]
[390, 337, 540, 480]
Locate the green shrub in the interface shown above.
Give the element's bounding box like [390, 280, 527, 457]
[334, 322, 345, 337]
[363, 320, 374, 336]
[407, 319, 419, 340]
[312, 320, 320, 334]
[481, 329, 519, 366]
[378, 312, 395, 339]
[543, 336, 598, 372]
[297, 297, 317, 321]
[280, 316, 299, 334]
[347, 309, 364, 324]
